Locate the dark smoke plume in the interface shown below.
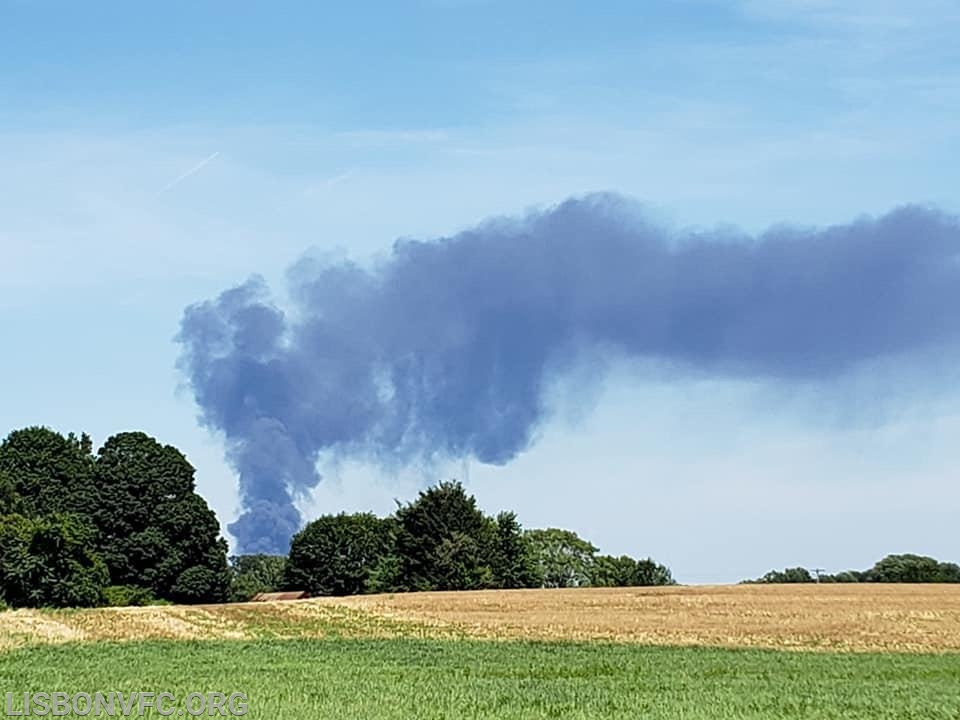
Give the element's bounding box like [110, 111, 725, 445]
[176, 194, 960, 553]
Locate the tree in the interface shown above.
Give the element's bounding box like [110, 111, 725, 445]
[393, 481, 497, 592]
[633, 557, 675, 586]
[525, 528, 597, 588]
[593, 555, 675, 587]
[93, 432, 229, 603]
[592, 555, 637, 587]
[867, 554, 943, 583]
[490, 512, 539, 589]
[284, 513, 394, 596]
[936, 562, 960, 583]
[229, 554, 288, 602]
[0, 427, 97, 518]
[0, 513, 108, 608]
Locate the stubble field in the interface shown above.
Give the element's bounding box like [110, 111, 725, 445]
[2, 585, 960, 718]
[4, 584, 960, 653]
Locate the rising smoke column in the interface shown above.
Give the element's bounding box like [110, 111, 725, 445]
[176, 194, 960, 553]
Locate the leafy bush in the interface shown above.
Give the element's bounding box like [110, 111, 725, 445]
[0, 513, 108, 608]
[170, 566, 227, 604]
[103, 585, 161, 607]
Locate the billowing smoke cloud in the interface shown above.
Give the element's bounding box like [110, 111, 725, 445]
[176, 194, 960, 553]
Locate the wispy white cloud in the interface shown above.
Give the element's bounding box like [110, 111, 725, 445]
[155, 151, 220, 196]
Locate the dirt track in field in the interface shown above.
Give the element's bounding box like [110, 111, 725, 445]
[3, 584, 960, 653]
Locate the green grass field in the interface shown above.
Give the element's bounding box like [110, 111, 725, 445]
[2, 638, 960, 719]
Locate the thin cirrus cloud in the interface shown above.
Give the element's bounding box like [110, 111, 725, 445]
[155, 151, 220, 197]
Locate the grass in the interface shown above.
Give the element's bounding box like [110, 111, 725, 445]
[3, 586, 960, 718]
[2, 638, 960, 719]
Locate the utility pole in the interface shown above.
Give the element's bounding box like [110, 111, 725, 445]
[811, 568, 826, 583]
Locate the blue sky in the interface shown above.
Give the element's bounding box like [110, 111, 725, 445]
[2, 0, 959, 582]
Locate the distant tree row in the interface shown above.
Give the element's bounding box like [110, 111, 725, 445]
[744, 554, 960, 585]
[229, 481, 675, 600]
[0, 427, 229, 609]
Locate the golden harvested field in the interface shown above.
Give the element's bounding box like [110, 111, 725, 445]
[3, 584, 960, 653]
[327, 584, 960, 652]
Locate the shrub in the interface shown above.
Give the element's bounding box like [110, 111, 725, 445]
[103, 585, 161, 607]
[0, 513, 108, 608]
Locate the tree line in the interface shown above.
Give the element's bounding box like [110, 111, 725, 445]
[11, 424, 951, 611]
[744, 554, 960, 584]
[0, 427, 674, 609]
[230, 480, 674, 601]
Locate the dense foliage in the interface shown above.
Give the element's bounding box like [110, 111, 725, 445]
[0, 427, 229, 608]
[0, 428, 97, 519]
[92, 432, 229, 604]
[284, 513, 393, 596]
[0, 512, 108, 608]
[525, 528, 598, 588]
[392, 481, 499, 592]
[281, 481, 673, 596]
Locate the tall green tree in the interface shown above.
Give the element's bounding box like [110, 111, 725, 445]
[0, 513, 108, 608]
[490, 511, 539, 589]
[394, 481, 496, 592]
[0, 427, 97, 518]
[93, 432, 229, 603]
[525, 528, 597, 588]
[283, 513, 393, 596]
